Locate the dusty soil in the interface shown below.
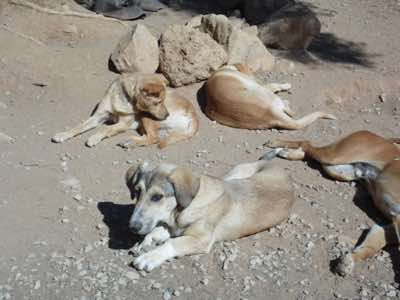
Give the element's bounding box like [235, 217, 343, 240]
[1, 0, 400, 299]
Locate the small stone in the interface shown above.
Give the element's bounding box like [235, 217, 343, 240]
[173, 290, 181, 296]
[34, 280, 41, 289]
[152, 282, 162, 290]
[73, 194, 82, 201]
[84, 244, 93, 253]
[125, 271, 140, 281]
[163, 289, 172, 300]
[379, 93, 387, 102]
[0, 132, 13, 143]
[200, 278, 209, 285]
[61, 218, 70, 224]
[386, 290, 397, 298]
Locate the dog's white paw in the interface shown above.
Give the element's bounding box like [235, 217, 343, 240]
[134, 251, 165, 272]
[52, 132, 69, 143]
[86, 135, 102, 147]
[335, 253, 354, 276]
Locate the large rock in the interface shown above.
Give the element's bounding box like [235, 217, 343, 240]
[111, 24, 159, 74]
[227, 27, 275, 71]
[198, 14, 274, 72]
[159, 25, 227, 87]
[258, 3, 321, 50]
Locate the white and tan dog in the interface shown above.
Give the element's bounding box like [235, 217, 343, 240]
[126, 159, 294, 271]
[52, 73, 198, 148]
[264, 130, 400, 181]
[205, 64, 336, 130]
[335, 159, 400, 276]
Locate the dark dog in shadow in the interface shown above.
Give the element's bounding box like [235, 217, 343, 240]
[98, 201, 141, 250]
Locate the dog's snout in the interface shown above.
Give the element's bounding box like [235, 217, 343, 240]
[129, 220, 143, 233]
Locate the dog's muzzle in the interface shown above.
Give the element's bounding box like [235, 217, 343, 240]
[129, 220, 143, 233]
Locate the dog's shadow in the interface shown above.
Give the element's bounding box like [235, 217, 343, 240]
[98, 201, 142, 250]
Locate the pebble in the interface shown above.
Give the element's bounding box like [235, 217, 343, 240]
[152, 282, 162, 290]
[34, 280, 41, 290]
[73, 194, 83, 201]
[125, 271, 139, 281]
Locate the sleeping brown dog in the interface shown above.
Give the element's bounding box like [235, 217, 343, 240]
[52, 73, 198, 148]
[205, 64, 336, 130]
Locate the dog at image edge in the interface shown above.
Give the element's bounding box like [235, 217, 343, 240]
[52, 73, 199, 149]
[125, 159, 294, 271]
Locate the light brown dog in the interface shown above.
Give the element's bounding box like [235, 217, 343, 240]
[335, 159, 400, 276]
[52, 73, 198, 148]
[126, 159, 294, 271]
[264, 130, 400, 180]
[205, 64, 336, 130]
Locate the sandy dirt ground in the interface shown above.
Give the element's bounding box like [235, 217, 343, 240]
[1, 0, 400, 299]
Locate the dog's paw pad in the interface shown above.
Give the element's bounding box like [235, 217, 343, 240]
[86, 136, 102, 148]
[134, 253, 163, 272]
[335, 253, 354, 276]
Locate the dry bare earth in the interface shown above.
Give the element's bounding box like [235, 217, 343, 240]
[1, 0, 400, 299]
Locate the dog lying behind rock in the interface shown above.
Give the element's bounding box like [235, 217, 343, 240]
[258, 3, 321, 50]
[264, 130, 400, 180]
[52, 73, 198, 149]
[335, 159, 400, 276]
[126, 159, 294, 271]
[205, 64, 336, 130]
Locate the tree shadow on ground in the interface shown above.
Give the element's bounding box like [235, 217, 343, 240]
[98, 201, 142, 250]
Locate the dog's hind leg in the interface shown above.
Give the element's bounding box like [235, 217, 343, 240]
[335, 223, 398, 276]
[86, 116, 135, 147]
[158, 132, 192, 149]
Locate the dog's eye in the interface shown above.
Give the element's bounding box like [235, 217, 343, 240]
[151, 194, 163, 202]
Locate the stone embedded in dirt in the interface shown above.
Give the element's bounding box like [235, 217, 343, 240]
[0, 132, 13, 143]
[111, 24, 159, 74]
[125, 271, 140, 281]
[159, 25, 227, 87]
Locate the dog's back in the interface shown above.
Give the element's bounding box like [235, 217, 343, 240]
[205, 67, 283, 129]
[216, 164, 294, 240]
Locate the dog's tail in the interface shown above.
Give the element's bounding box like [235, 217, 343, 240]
[273, 111, 337, 130]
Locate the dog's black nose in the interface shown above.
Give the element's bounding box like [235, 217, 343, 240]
[129, 221, 142, 233]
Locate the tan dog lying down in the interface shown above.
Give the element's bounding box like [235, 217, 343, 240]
[264, 130, 400, 181]
[335, 159, 400, 276]
[52, 73, 198, 148]
[126, 159, 294, 271]
[205, 64, 336, 130]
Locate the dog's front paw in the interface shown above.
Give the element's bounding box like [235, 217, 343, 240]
[335, 253, 354, 276]
[52, 132, 70, 143]
[86, 135, 102, 148]
[134, 251, 166, 272]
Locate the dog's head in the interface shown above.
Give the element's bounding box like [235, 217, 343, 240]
[122, 74, 170, 120]
[126, 162, 200, 235]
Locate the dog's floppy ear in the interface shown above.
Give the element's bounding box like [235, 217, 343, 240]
[125, 161, 150, 189]
[168, 167, 200, 209]
[120, 74, 138, 100]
